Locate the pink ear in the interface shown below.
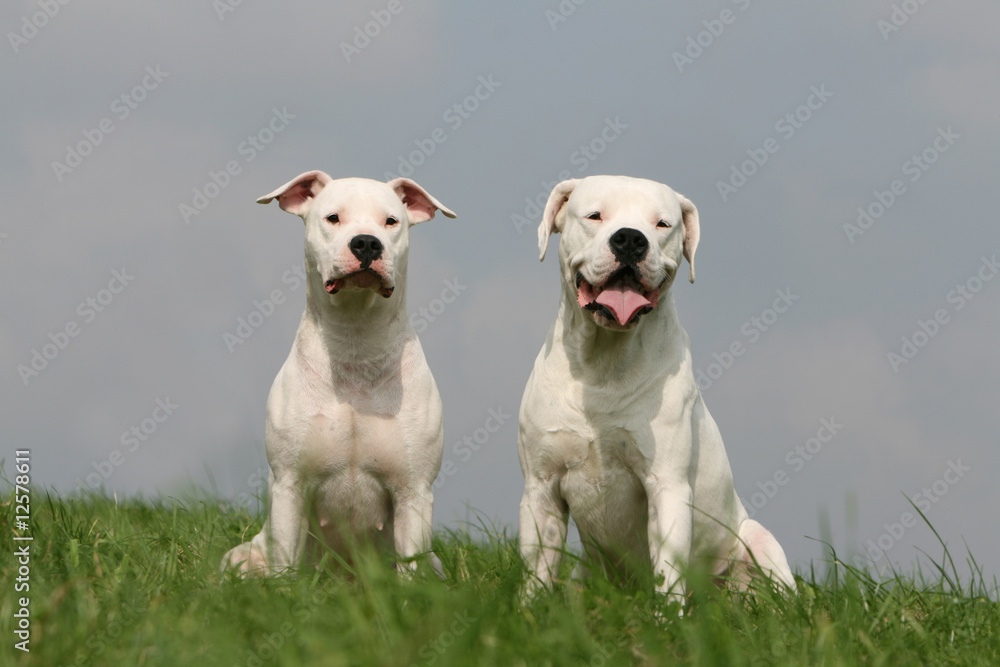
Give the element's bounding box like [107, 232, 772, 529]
[257, 170, 333, 216]
[387, 178, 456, 224]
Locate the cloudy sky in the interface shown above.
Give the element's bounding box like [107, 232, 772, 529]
[3, 1, 999, 578]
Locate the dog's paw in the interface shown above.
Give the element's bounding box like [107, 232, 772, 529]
[651, 587, 687, 620]
[428, 551, 445, 579]
[392, 551, 446, 580]
[518, 575, 551, 606]
[220, 542, 269, 578]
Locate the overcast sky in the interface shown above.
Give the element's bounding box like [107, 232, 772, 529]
[3, 1, 999, 579]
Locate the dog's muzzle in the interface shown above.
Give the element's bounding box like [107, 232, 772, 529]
[576, 266, 658, 327]
[325, 270, 394, 298]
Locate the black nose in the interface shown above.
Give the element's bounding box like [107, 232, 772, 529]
[349, 235, 383, 267]
[609, 228, 649, 265]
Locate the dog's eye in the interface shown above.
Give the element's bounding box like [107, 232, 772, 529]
[657, 220, 671, 229]
[386, 216, 399, 226]
[586, 212, 601, 221]
[326, 213, 340, 223]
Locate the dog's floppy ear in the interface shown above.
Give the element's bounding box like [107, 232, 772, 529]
[387, 177, 456, 224]
[677, 192, 700, 283]
[537, 179, 579, 261]
[256, 170, 333, 217]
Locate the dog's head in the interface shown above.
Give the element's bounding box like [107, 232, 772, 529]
[258, 172, 455, 301]
[537, 175, 699, 331]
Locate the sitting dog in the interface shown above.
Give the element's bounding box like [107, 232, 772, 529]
[517, 175, 795, 600]
[221, 172, 455, 576]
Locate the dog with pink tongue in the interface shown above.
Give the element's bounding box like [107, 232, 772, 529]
[517, 175, 795, 604]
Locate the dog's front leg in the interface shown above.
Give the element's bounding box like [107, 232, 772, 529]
[518, 478, 568, 598]
[645, 479, 693, 605]
[263, 473, 309, 573]
[392, 485, 434, 573]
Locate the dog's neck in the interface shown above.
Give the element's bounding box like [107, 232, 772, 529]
[296, 268, 412, 386]
[556, 289, 687, 380]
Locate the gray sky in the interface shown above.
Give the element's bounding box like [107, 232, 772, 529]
[3, 1, 999, 578]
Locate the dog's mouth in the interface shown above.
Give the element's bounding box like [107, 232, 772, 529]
[325, 269, 394, 298]
[576, 267, 658, 327]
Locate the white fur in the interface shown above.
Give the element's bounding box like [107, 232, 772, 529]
[221, 172, 455, 576]
[518, 175, 794, 600]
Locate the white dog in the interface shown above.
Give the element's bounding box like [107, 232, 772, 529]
[221, 172, 455, 576]
[517, 175, 794, 600]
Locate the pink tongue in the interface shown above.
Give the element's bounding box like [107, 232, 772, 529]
[595, 285, 651, 326]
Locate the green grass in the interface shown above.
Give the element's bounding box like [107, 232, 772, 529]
[2, 490, 998, 666]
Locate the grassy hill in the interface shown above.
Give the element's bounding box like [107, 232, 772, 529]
[2, 491, 998, 666]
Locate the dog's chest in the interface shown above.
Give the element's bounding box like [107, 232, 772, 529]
[552, 427, 650, 531]
[297, 404, 409, 486]
[539, 415, 651, 487]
